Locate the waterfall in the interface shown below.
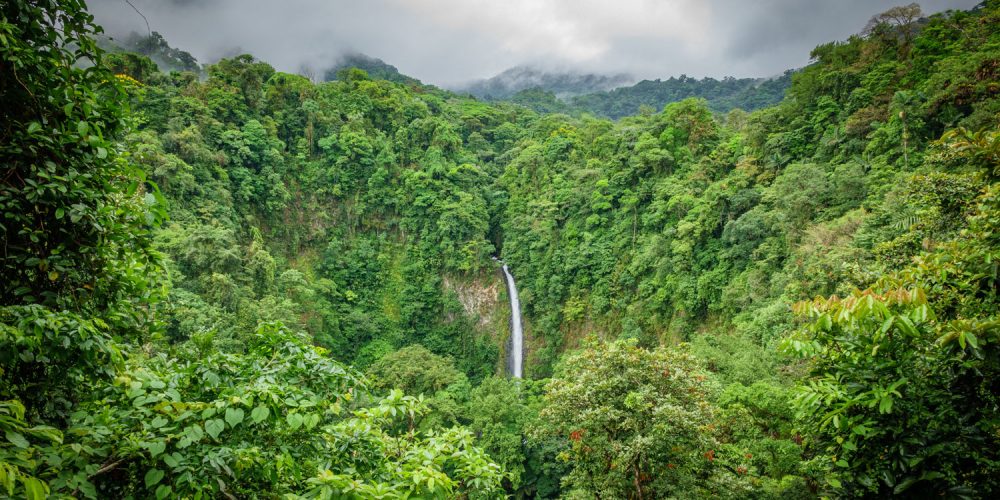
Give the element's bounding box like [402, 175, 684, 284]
[499, 263, 523, 378]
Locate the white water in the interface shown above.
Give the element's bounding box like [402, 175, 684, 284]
[499, 263, 523, 378]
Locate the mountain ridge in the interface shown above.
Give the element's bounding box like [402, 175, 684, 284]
[456, 65, 635, 99]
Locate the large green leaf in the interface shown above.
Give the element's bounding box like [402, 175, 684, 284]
[205, 419, 225, 439]
[144, 469, 164, 488]
[225, 407, 245, 428]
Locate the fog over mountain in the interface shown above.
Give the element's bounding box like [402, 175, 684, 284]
[89, 0, 979, 87]
[458, 66, 635, 99]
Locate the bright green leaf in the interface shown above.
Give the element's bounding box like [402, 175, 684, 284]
[251, 405, 269, 424]
[156, 484, 172, 500]
[144, 468, 164, 488]
[287, 412, 303, 430]
[5, 430, 29, 449]
[146, 440, 166, 457]
[23, 477, 48, 500]
[205, 419, 225, 439]
[225, 407, 244, 428]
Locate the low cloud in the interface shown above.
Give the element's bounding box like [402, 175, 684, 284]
[89, 0, 980, 86]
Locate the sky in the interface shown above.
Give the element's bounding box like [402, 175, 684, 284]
[88, 0, 980, 87]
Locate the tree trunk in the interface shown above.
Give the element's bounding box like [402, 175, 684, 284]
[633, 463, 644, 500]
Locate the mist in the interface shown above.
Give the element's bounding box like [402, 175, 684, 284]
[88, 0, 981, 87]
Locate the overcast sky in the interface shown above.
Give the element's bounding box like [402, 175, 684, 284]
[89, 0, 979, 87]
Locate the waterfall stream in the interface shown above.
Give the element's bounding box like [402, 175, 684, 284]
[499, 263, 523, 378]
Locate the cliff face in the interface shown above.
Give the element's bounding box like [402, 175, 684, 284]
[444, 271, 502, 329]
[443, 268, 537, 376]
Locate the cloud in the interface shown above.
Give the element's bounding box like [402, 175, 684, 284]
[88, 0, 981, 86]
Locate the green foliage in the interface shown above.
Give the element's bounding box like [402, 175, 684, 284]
[5, 0, 1000, 497]
[507, 87, 576, 115]
[569, 73, 792, 119]
[366, 345, 471, 431]
[1, 2, 505, 497]
[104, 31, 201, 74]
[115, 40, 514, 380]
[938, 127, 1000, 181]
[0, 1, 164, 496]
[463, 376, 573, 497]
[0, 0, 163, 316]
[536, 339, 738, 498]
[479, 71, 791, 119]
[323, 53, 421, 85]
[2, 321, 503, 498]
[82, 324, 500, 498]
[784, 182, 1000, 496]
[367, 345, 466, 396]
[714, 382, 812, 498]
[104, 52, 160, 83]
[465, 377, 532, 491]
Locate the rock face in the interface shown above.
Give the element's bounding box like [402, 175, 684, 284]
[443, 267, 532, 377]
[443, 273, 502, 329]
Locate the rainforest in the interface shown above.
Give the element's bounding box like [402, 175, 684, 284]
[2, 0, 999, 498]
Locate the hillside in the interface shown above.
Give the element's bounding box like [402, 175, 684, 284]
[458, 65, 634, 99]
[483, 71, 792, 119]
[322, 52, 421, 85]
[2, 1, 999, 498]
[570, 71, 793, 118]
[99, 30, 201, 73]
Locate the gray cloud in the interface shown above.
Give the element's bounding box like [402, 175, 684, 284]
[88, 0, 980, 87]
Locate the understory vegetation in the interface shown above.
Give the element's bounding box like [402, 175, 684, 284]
[2, 0, 999, 498]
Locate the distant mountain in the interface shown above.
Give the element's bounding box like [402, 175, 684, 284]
[506, 87, 576, 115]
[99, 31, 201, 74]
[323, 53, 420, 85]
[497, 71, 793, 118]
[458, 66, 634, 100]
[569, 72, 793, 119]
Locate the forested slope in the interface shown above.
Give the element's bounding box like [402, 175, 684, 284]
[458, 66, 634, 100]
[500, 1, 1000, 372]
[483, 72, 791, 120]
[1, 2, 508, 498]
[568, 72, 792, 118]
[2, 0, 999, 498]
[121, 58, 522, 380]
[496, 2, 1000, 495]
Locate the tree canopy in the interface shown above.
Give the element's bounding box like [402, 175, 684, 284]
[2, 0, 999, 498]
